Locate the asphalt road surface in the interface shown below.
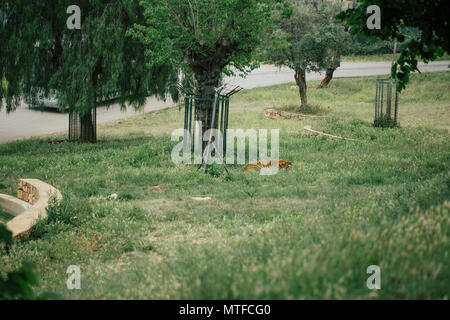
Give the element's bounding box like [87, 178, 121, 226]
[1, 61, 448, 144]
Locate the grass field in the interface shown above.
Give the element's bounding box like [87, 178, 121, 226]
[0, 71, 449, 299]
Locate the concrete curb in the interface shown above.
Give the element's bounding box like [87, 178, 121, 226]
[5, 179, 62, 240]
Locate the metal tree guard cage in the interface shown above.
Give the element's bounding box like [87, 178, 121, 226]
[68, 107, 97, 141]
[374, 78, 399, 127]
[179, 84, 243, 157]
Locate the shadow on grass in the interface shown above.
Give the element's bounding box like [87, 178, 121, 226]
[277, 104, 331, 116]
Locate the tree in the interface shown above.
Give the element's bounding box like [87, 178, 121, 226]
[337, 0, 449, 91]
[0, 0, 177, 142]
[317, 3, 348, 88]
[129, 0, 290, 141]
[266, 0, 347, 109]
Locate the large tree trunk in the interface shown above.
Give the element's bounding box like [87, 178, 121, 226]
[319, 50, 342, 88]
[319, 68, 336, 88]
[78, 59, 101, 143]
[294, 69, 307, 109]
[192, 67, 221, 152]
[80, 111, 96, 143]
[187, 36, 241, 153]
[195, 74, 219, 132]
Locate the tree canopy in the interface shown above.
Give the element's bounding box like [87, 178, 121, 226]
[0, 0, 177, 141]
[337, 0, 449, 91]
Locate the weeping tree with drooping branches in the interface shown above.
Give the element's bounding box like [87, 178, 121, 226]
[0, 0, 178, 143]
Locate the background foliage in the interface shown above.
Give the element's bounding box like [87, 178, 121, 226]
[337, 0, 449, 90]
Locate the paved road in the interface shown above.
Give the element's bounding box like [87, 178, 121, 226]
[1, 61, 448, 144]
[224, 60, 450, 89]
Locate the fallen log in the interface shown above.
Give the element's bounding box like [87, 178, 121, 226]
[302, 126, 360, 142]
[244, 159, 293, 172]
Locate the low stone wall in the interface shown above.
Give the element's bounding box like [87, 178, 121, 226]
[17, 179, 41, 204]
[6, 179, 62, 240]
